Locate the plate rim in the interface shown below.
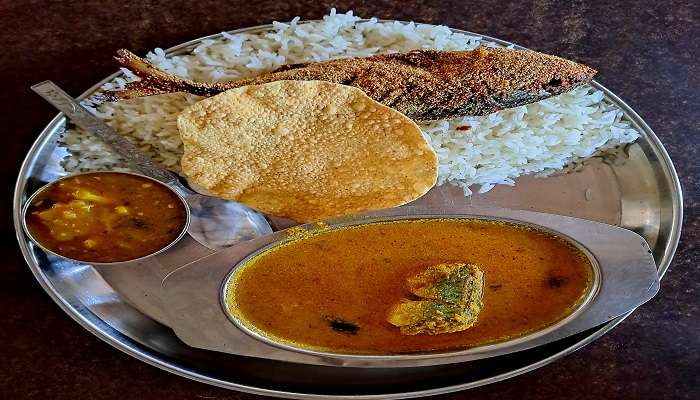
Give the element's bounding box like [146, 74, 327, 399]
[13, 19, 683, 399]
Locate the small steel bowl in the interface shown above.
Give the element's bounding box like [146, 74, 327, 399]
[21, 171, 191, 265]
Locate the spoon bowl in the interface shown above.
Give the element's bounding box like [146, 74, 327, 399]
[184, 191, 272, 249]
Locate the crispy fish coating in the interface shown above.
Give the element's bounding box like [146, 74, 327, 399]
[104, 48, 596, 121]
[177, 80, 438, 222]
[387, 263, 484, 335]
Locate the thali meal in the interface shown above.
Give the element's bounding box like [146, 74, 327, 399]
[105, 47, 596, 122]
[24, 172, 188, 263]
[177, 80, 437, 222]
[21, 9, 665, 378]
[225, 218, 593, 354]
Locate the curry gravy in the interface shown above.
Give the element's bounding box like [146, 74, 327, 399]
[25, 172, 188, 263]
[226, 219, 593, 354]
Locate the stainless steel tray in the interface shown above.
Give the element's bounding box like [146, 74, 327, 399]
[13, 21, 683, 399]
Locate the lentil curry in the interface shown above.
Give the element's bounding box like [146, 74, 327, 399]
[226, 218, 593, 354]
[25, 172, 188, 263]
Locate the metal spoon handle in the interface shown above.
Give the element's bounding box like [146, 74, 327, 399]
[31, 80, 180, 186]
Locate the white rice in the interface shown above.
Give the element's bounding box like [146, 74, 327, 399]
[64, 9, 640, 195]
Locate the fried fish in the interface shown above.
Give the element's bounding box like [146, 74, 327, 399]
[104, 48, 596, 121]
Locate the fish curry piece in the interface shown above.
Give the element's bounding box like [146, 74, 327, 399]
[388, 263, 484, 335]
[105, 48, 595, 121]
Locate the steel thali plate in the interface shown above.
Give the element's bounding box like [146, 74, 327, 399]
[13, 20, 683, 399]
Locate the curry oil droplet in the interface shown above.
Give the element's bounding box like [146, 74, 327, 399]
[114, 206, 129, 215]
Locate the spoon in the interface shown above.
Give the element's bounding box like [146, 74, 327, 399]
[31, 80, 272, 250]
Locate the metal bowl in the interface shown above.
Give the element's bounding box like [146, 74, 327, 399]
[221, 216, 601, 360]
[21, 170, 191, 265]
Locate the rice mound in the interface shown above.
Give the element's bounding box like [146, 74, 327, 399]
[64, 8, 640, 195]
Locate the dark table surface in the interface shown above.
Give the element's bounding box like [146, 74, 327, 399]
[1, 0, 698, 399]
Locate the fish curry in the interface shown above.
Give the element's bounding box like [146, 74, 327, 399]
[225, 218, 593, 354]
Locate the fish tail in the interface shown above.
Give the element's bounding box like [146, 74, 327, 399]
[101, 49, 218, 101]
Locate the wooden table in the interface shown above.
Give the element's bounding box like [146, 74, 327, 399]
[1, 1, 697, 399]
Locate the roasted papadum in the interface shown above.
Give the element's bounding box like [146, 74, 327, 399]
[178, 80, 438, 222]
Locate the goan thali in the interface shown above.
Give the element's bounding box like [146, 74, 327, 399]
[14, 12, 682, 399]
